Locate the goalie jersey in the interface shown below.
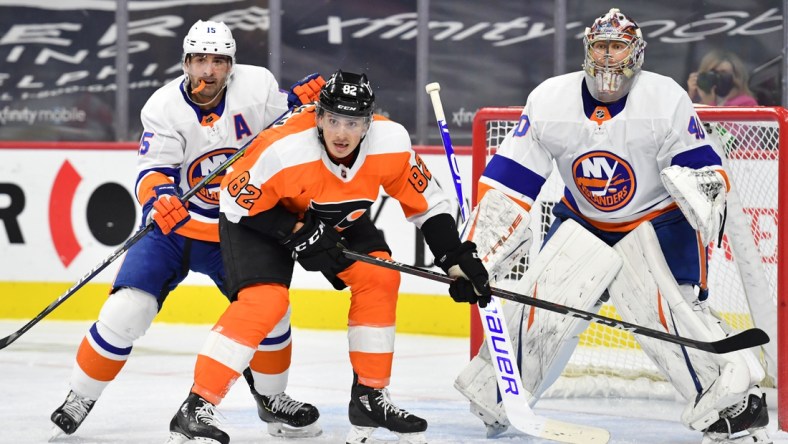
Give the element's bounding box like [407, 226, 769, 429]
[479, 70, 729, 230]
[136, 64, 288, 241]
[220, 104, 453, 230]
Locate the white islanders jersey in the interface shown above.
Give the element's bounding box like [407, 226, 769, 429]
[136, 64, 288, 241]
[480, 70, 724, 230]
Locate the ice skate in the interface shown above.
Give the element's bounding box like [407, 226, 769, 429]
[243, 368, 321, 438]
[346, 376, 427, 444]
[701, 387, 772, 444]
[166, 393, 228, 444]
[50, 390, 96, 440]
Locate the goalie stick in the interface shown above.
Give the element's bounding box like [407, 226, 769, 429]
[0, 108, 294, 351]
[477, 295, 610, 443]
[425, 82, 468, 222]
[342, 250, 769, 355]
[425, 83, 608, 443]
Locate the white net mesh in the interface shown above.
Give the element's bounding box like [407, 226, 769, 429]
[473, 107, 780, 399]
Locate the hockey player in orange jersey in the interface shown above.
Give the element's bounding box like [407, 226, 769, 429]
[50, 19, 327, 441]
[166, 70, 493, 444]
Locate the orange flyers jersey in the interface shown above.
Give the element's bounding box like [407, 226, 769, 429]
[136, 64, 288, 242]
[220, 105, 453, 231]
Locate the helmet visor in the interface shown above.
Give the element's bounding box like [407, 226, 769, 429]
[318, 109, 370, 134]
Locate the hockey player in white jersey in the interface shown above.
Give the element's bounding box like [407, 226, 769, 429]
[50, 20, 326, 440]
[454, 8, 770, 444]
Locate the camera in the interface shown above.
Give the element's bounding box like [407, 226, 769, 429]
[696, 70, 734, 96]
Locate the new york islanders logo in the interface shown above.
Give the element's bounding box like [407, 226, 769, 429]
[187, 147, 237, 205]
[311, 199, 374, 231]
[572, 151, 635, 211]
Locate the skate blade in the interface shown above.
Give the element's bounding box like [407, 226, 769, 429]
[267, 421, 322, 438]
[394, 431, 428, 444]
[346, 426, 428, 444]
[163, 431, 190, 444]
[485, 422, 509, 438]
[48, 425, 65, 442]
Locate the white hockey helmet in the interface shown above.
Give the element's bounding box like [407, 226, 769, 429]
[582, 8, 646, 102]
[182, 20, 236, 64]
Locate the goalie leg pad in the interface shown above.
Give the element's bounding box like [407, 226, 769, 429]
[606, 222, 764, 431]
[453, 352, 510, 433]
[456, 218, 622, 423]
[513, 219, 622, 398]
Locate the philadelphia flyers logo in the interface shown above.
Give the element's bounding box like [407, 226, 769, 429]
[310, 199, 374, 230]
[187, 147, 237, 205]
[572, 151, 635, 212]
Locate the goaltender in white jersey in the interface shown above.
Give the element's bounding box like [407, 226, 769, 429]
[486, 68, 716, 227]
[457, 8, 771, 444]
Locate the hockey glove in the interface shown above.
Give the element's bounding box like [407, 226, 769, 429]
[287, 73, 326, 109]
[143, 184, 190, 235]
[436, 241, 492, 308]
[281, 210, 352, 272]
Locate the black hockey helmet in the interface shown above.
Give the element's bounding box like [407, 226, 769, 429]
[317, 70, 375, 118]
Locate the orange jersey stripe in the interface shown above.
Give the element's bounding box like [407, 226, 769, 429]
[349, 351, 393, 388]
[249, 344, 292, 375]
[76, 337, 127, 382]
[193, 354, 241, 405]
[137, 171, 172, 205]
[174, 219, 218, 242]
[562, 197, 678, 232]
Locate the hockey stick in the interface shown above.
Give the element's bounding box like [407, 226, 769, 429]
[342, 250, 769, 355]
[425, 83, 469, 222]
[425, 84, 608, 443]
[0, 108, 292, 351]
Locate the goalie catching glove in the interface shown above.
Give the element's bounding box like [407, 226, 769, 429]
[281, 210, 352, 272]
[661, 165, 727, 246]
[436, 241, 492, 308]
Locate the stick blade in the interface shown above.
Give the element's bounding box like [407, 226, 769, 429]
[0, 332, 20, 351]
[710, 328, 770, 354]
[506, 402, 610, 444]
[540, 418, 611, 444]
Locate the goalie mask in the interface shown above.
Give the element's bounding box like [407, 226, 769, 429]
[582, 8, 646, 102]
[181, 20, 236, 104]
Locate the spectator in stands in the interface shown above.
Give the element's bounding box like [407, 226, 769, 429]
[687, 49, 758, 106]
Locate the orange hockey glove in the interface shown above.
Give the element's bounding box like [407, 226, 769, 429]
[145, 184, 190, 235]
[287, 73, 326, 109]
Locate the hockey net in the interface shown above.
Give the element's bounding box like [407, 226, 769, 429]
[470, 106, 786, 406]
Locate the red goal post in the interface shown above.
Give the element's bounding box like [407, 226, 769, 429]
[469, 105, 788, 428]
